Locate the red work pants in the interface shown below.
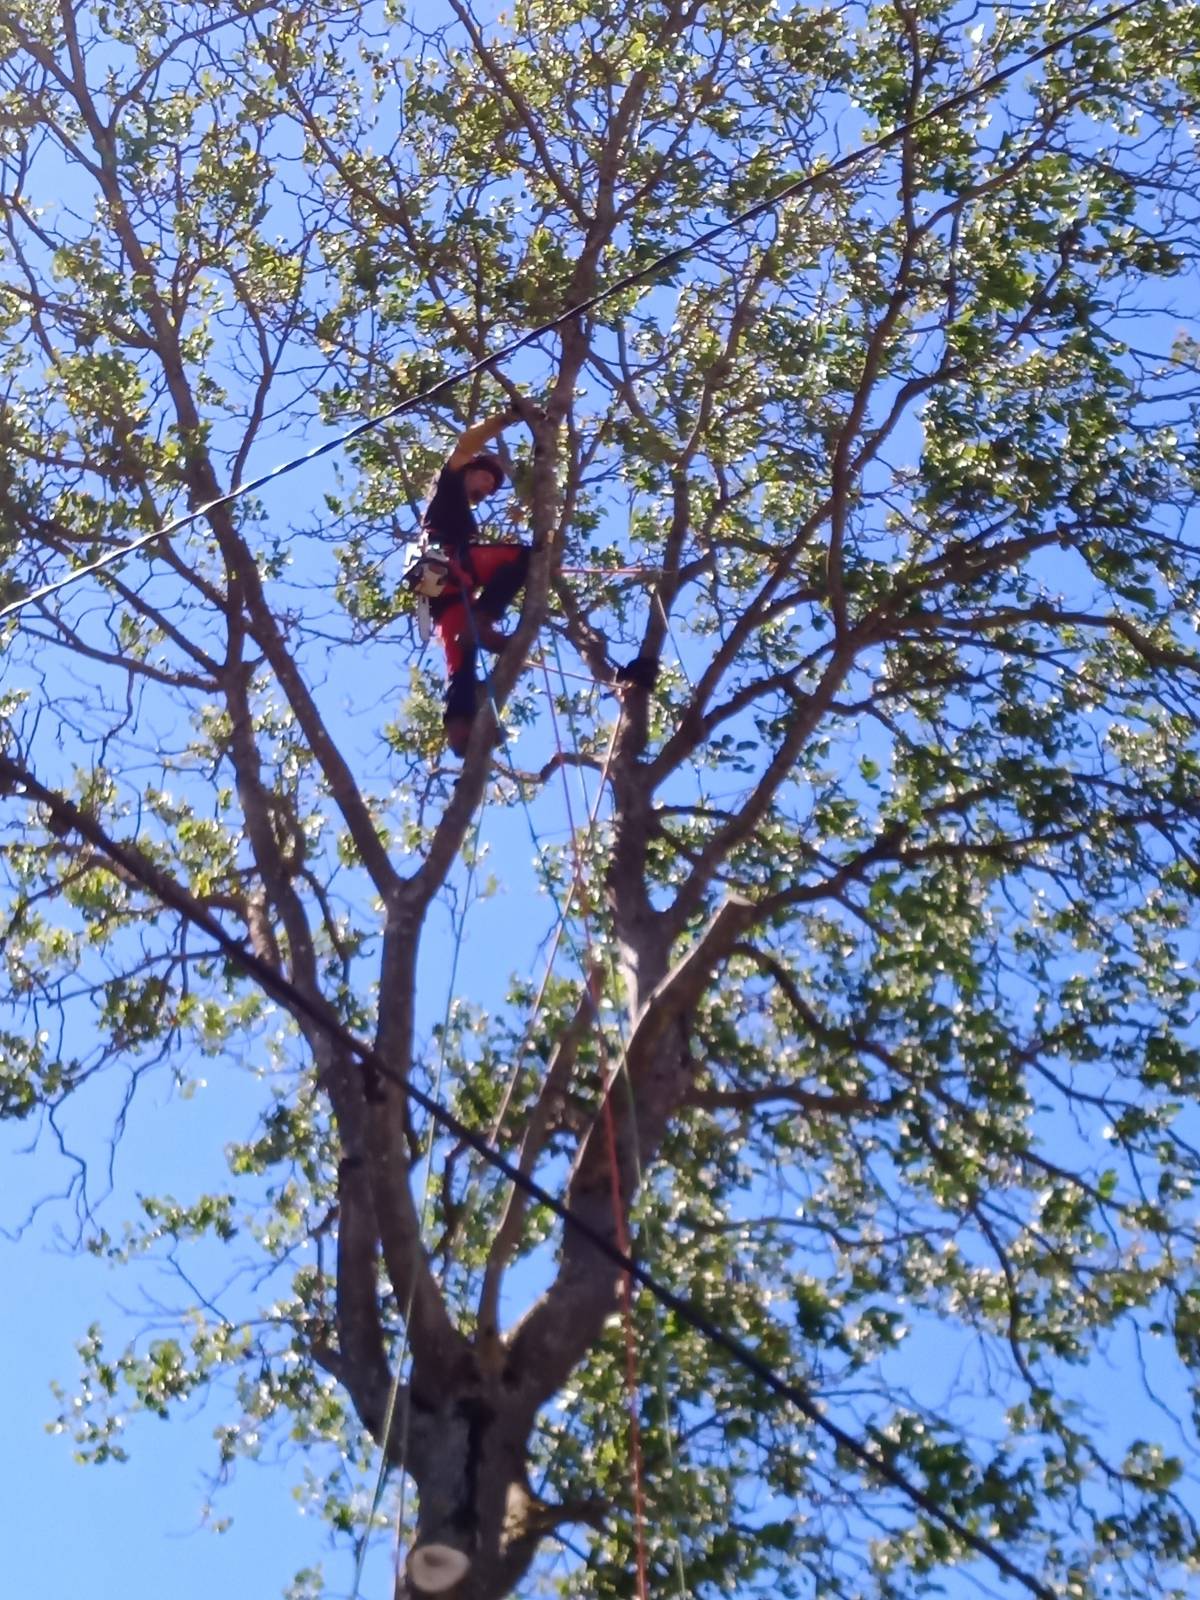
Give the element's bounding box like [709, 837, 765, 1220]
[432, 543, 530, 720]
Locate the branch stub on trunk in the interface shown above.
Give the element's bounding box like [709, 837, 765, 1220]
[407, 1542, 472, 1594]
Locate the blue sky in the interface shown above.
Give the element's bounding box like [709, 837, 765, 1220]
[4, 3, 1200, 1598]
[0, 551, 615, 1597]
[4, 1059, 353, 1597]
[0, 775, 612, 1599]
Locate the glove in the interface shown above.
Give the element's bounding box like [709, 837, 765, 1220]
[506, 394, 546, 425]
[615, 655, 659, 692]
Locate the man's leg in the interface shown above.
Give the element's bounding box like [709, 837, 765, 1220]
[433, 595, 478, 757]
[465, 545, 530, 649]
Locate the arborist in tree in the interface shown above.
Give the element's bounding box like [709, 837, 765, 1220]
[406, 402, 661, 758]
[408, 405, 532, 757]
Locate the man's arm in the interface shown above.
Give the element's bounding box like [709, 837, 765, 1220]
[447, 407, 517, 469]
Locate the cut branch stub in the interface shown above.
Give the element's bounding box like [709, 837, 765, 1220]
[405, 1542, 472, 1595]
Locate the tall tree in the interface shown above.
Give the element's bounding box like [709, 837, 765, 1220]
[3, 1, 1200, 1597]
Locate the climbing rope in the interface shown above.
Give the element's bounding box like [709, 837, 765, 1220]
[600, 1058, 651, 1600]
[486, 709, 621, 1147]
[454, 590, 664, 1589]
[546, 625, 694, 1593]
[546, 622, 701, 1597]
[536, 650, 652, 1596]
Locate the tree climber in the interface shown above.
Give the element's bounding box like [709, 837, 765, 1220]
[406, 404, 661, 758]
[411, 406, 531, 757]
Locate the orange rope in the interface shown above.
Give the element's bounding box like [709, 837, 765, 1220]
[559, 564, 657, 576]
[541, 654, 650, 1599]
[486, 679, 621, 1144]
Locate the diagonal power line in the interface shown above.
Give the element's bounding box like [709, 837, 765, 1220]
[0, 0, 1143, 629]
[0, 749, 1059, 1600]
[0, 8, 1154, 1589]
[0, 9, 1152, 1593]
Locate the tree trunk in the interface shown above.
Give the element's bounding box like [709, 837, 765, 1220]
[397, 1354, 548, 1600]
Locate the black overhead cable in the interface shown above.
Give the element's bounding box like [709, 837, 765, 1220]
[0, 0, 1142, 631]
[0, 9, 1151, 1593]
[0, 749, 1056, 1600]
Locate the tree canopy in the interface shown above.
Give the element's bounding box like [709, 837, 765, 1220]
[3, 1, 1200, 1596]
